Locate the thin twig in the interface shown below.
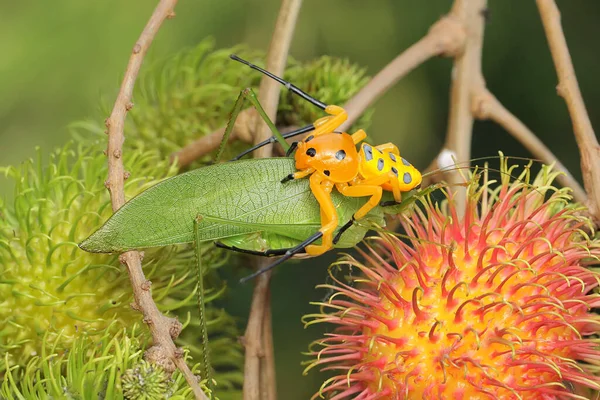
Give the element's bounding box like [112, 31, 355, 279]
[472, 88, 586, 202]
[261, 298, 276, 400]
[252, 0, 303, 159]
[536, 0, 600, 222]
[339, 15, 466, 132]
[242, 260, 273, 400]
[243, 1, 303, 399]
[105, 1, 207, 399]
[442, 0, 488, 212]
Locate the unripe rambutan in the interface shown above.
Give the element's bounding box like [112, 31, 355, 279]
[304, 161, 600, 399]
[0, 143, 200, 366]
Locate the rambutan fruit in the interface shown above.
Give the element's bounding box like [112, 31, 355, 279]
[304, 160, 600, 399]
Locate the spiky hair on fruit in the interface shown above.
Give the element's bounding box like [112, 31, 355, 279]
[304, 159, 600, 399]
[1, 325, 214, 400]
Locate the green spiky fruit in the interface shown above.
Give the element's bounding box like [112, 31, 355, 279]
[1, 325, 212, 399]
[0, 142, 179, 365]
[122, 360, 170, 400]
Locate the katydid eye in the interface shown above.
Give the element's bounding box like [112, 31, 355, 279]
[306, 148, 316, 157]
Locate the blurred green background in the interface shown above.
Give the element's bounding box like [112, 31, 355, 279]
[2, 1, 599, 398]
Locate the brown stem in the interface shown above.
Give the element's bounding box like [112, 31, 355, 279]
[104, 1, 207, 399]
[171, 127, 227, 167]
[252, 0, 303, 159]
[472, 88, 586, 202]
[443, 0, 488, 212]
[339, 15, 467, 132]
[261, 291, 276, 400]
[243, 1, 303, 399]
[242, 262, 272, 400]
[536, 0, 600, 222]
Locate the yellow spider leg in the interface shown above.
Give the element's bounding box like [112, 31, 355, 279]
[305, 172, 338, 256]
[281, 167, 315, 183]
[337, 183, 384, 220]
[350, 129, 367, 145]
[374, 143, 400, 155]
[311, 105, 348, 137]
[389, 172, 403, 203]
[291, 168, 315, 180]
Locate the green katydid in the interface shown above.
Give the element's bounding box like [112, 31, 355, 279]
[79, 158, 407, 255]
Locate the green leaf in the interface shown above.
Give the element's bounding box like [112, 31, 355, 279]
[79, 158, 385, 253]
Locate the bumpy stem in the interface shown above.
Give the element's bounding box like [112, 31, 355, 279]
[537, 0, 600, 223]
[104, 1, 207, 399]
[471, 88, 586, 202]
[339, 14, 467, 132]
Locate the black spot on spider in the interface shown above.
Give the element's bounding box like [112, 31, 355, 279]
[401, 157, 411, 166]
[391, 167, 398, 176]
[305, 135, 314, 142]
[363, 144, 373, 161]
[335, 150, 346, 160]
[377, 158, 384, 171]
[333, 131, 343, 134]
[403, 172, 412, 184]
[388, 153, 397, 162]
[324, 170, 331, 176]
[306, 148, 316, 157]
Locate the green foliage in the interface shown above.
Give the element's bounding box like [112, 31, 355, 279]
[1, 37, 374, 398]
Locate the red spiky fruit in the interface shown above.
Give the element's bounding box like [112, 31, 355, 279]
[304, 162, 600, 399]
